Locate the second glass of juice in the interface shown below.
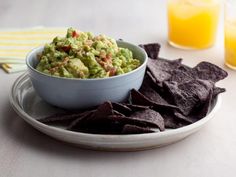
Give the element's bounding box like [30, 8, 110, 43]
[225, 0, 236, 70]
[167, 0, 221, 49]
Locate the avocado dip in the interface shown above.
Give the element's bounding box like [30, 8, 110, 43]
[36, 28, 141, 79]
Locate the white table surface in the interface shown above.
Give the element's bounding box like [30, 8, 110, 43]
[0, 0, 236, 177]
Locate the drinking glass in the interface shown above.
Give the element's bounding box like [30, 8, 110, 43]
[225, 0, 236, 69]
[167, 0, 221, 49]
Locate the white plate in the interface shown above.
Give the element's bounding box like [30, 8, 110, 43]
[9, 73, 222, 151]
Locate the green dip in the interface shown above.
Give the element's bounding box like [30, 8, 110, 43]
[36, 28, 141, 79]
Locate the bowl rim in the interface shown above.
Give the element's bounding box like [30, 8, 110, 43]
[26, 40, 148, 81]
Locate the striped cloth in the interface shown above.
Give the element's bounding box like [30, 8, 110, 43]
[0, 27, 67, 73]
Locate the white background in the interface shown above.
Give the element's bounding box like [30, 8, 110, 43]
[0, 0, 235, 177]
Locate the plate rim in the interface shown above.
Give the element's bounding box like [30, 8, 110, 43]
[9, 73, 222, 141]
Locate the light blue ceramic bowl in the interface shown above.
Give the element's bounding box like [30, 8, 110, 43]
[26, 41, 148, 109]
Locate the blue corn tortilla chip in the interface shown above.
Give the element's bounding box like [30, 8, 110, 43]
[94, 101, 113, 118]
[130, 89, 179, 112]
[173, 112, 194, 124]
[38, 110, 93, 124]
[67, 111, 95, 131]
[69, 114, 121, 134]
[146, 70, 158, 85]
[112, 102, 132, 116]
[193, 62, 228, 83]
[121, 124, 155, 134]
[188, 89, 214, 120]
[130, 89, 153, 106]
[161, 112, 190, 129]
[68, 102, 119, 134]
[129, 109, 165, 131]
[140, 77, 169, 105]
[147, 58, 182, 85]
[170, 62, 228, 84]
[113, 110, 126, 117]
[139, 43, 161, 59]
[38, 113, 79, 124]
[213, 87, 226, 97]
[169, 65, 195, 83]
[163, 79, 214, 115]
[124, 104, 150, 112]
[107, 109, 164, 131]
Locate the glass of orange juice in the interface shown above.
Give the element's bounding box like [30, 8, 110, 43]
[167, 0, 221, 49]
[225, 0, 236, 69]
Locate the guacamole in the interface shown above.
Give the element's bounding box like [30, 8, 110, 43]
[36, 28, 141, 79]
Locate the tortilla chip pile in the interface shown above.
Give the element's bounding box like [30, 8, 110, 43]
[38, 43, 228, 134]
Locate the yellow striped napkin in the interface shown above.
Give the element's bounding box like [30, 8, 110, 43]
[0, 27, 67, 73]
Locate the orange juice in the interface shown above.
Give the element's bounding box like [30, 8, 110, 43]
[225, 20, 236, 69]
[168, 0, 220, 49]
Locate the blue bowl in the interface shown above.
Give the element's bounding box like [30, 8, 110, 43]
[26, 41, 148, 109]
